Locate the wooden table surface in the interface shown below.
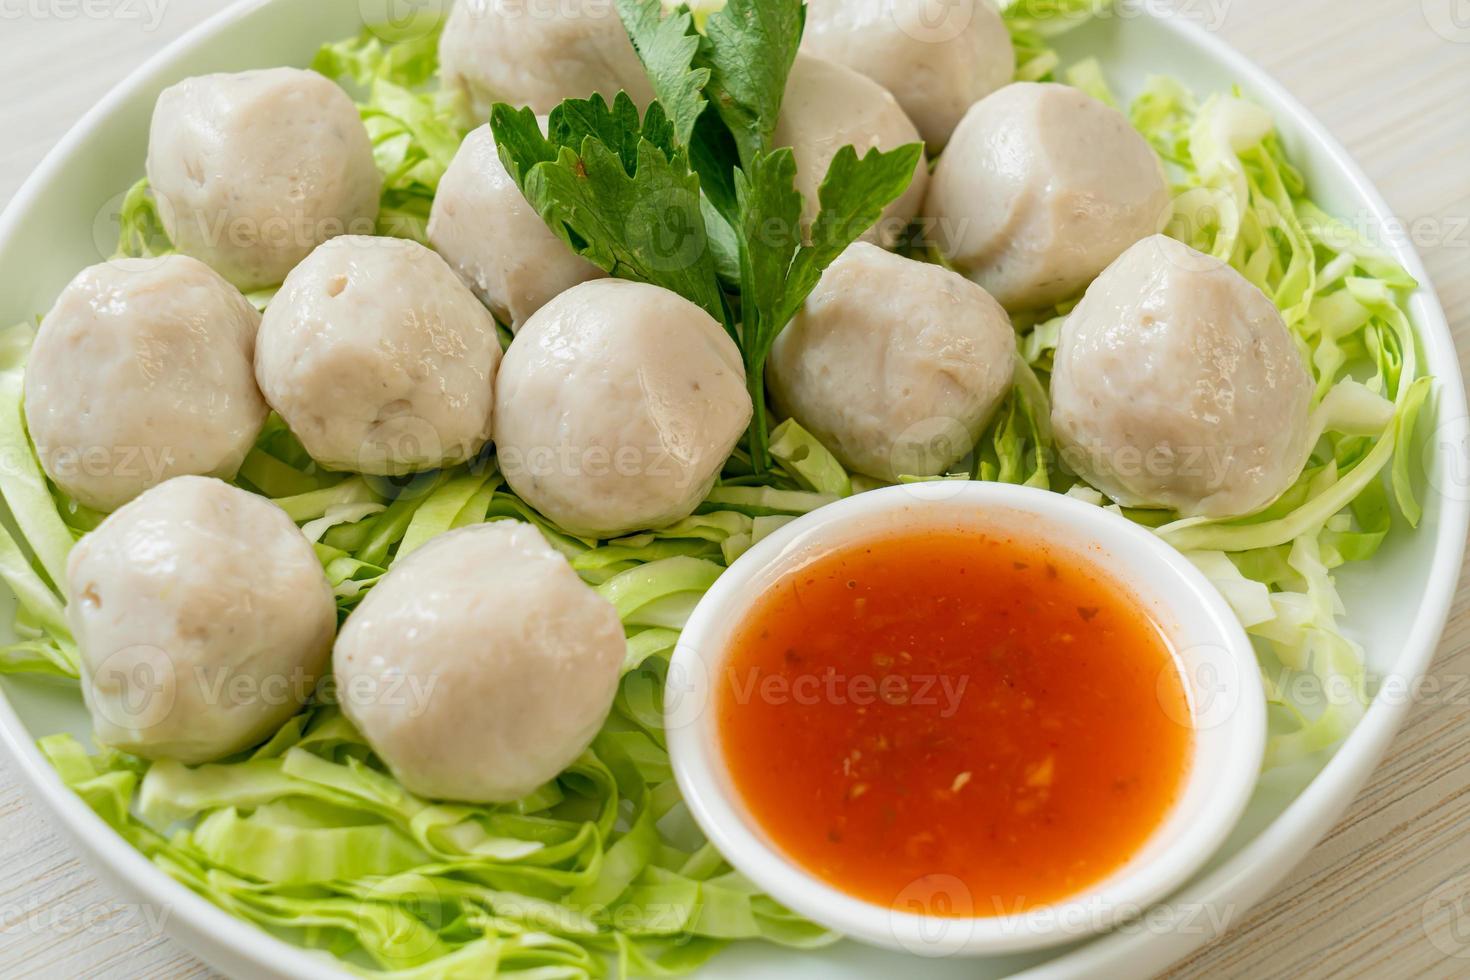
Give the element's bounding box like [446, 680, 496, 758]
[0, 1, 1466, 977]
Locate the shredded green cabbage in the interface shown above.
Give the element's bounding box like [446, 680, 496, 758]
[313, 22, 463, 243]
[1001, 0, 1110, 82]
[0, 4, 1439, 976]
[768, 419, 851, 497]
[41, 712, 832, 976]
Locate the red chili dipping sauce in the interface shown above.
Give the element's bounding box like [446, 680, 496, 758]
[717, 529, 1193, 916]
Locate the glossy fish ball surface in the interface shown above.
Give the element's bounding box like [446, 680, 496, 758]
[925, 82, 1170, 311]
[1051, 235, 1315, 518]
[801, 0, 1014, 149]
[25, 256, 267, 513]
[428, 123, 605, 332]
[768, 242, 1017, 481]
[66, 476, 336, 764]
[494, 280, 751, 539]
[772, 54, 929, 248]
[146, 67, 380, 292]
[255, 236, 502, 476]
[439, 0, 654, 123]
[333, 521, 625, 803]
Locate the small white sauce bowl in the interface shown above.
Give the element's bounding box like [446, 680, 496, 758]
[666, 481, 1265, 957]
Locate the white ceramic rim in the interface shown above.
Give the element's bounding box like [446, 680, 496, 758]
[0, 3, 1460, 979]
[666, 481, 1267, 957]
[0, 8, 357, 978]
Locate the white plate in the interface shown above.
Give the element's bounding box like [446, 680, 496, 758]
[0, 2, 1463, 978]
